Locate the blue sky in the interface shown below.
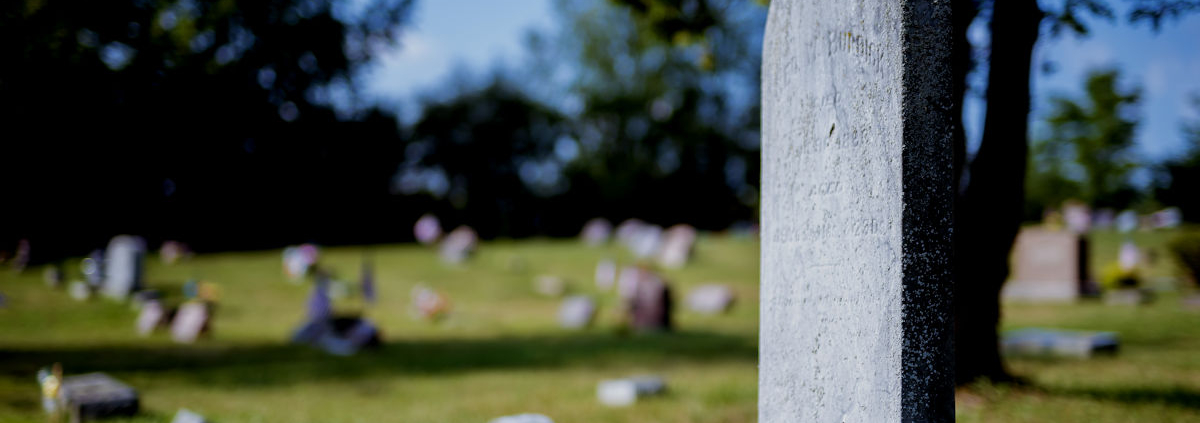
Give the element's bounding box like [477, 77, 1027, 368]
[359, 0, 556, 110]
[1029, 8, 1200, 162]
[365, 0, 1200, 163]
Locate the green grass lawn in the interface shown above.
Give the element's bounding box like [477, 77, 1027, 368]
[1, 231, 1199, 422]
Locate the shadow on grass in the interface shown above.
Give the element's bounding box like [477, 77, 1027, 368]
[1049, 384, 1200, 411]
[0, 330, 756, 388]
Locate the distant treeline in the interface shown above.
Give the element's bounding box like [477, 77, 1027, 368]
[0, 0, 765, 261]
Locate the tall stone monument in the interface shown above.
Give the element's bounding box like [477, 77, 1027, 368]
[760, 1, 955, 422]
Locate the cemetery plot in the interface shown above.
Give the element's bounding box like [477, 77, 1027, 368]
[1, 233, 1199, 422]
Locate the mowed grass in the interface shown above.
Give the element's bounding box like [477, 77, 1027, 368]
[957, 227, 1200, 422]
[2, 230, 1200, 422]
[0, 236, 759, 423]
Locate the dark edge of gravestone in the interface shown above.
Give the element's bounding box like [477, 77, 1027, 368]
[900, 0, 956, 422]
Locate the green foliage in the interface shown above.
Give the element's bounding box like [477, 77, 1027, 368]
[1127, 0, 1200, 29]
[520, 0, 764, 227]
[1042, 0, 1200, 36]
[1168, 231, 1200, 287]
[1029, 69, 1142, 214]
[401, 78, 577, 236]
[1, 0, 416, 253]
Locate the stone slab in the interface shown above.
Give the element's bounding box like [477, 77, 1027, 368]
[1001, 328, 1118, 358]
[59, 373, 139, 422]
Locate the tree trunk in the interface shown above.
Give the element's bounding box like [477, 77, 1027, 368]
[951, 0, 978, 187]
[953, 0, 1043, 385]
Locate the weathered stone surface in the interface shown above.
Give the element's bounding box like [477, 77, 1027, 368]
[760, 0, 954, 421]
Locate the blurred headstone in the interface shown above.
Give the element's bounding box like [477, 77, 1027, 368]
[594, 259, 616, 290]
[1002, 228, 1086, 302]
[657, 224, 697, 268]
[489, 414, 554, 423]
[685, 284, 736, 314]
[580, 218, 613, 246]
[597, 376, 665, 407]
[410, 285, 450, 321]
[282, 244, 319, 282]
[557, 295, 597, 329]
[1152, 207, 1182, 229]
[624, 268, 672, 331]
[1118, 241, 1140, 272]
[59, 372, 139, 422]
[1001, 328, 1118, 358]
[159, 241, 190, 265]
[171, 409, 208, 423]
[11, 239, 30, 273]
[414, 214, 442, 245]
[1116, 210, 1138, 233]
[627, 224, 663, 259]
[534, 275, 567, 297]
[102, 235, 146, 300]
[136, 300, 165, 336]
[616, 266, 641, 300]
[1062, 202, 1091, 234]
[44, 266, 63, 288]
[614, 219, 647, 245]
[68, 281, 92, 302]
[439, 226, 478, 264]
[170, 301, 210, 344]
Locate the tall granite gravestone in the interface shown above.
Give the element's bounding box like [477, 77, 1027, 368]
[760, 1, 954, 421]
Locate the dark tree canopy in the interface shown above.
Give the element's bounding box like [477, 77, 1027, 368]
[550, 0, 764, 229]
[1155, 94, 1200, 220]
[1, 0, 413, 258]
